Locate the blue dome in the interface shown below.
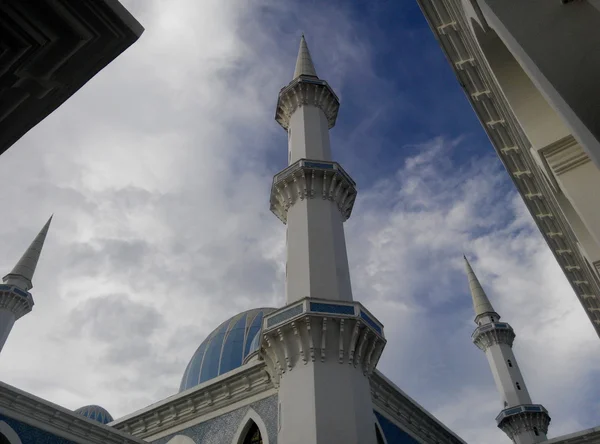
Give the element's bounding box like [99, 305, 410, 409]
[246, 329, 261, 358]
[179, 307, 276, 392]
[74, 405, 113, 424]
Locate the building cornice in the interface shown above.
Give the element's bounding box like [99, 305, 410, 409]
[0, 285, 34, 320]
[540, 135, 591, 176]
[0, 0, 144, 156]
[0, 381, 146, 444]
[416, 0, 600, 337]
[110, 361, 274, 439]
[370, 370, 467, 444]
[546, 425, 600, 444]
[270, 159, 357, 224]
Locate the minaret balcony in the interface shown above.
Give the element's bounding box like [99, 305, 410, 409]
[472, 322, 516, 350]
[275, 76, 340, 130]
[258, 297, 386, 386]
[0, 283, 34, 319]
[270, 158, 357, 224]
[496, 404, 551, 438]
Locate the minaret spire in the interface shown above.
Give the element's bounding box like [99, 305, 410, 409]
[464, 256, 550, 444]
[0, 217, 52, 354]
[463, 255, 497, 321]
[293, 34, 318, 79]
[3, 215, 52, 291]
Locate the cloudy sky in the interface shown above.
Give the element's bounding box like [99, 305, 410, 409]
[1, 0, 600, 443]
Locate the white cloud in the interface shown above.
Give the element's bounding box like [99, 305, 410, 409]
[0, 2, 598, 444]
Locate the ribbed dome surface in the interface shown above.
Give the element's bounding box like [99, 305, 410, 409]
[179, 307, 276, 392]
[74, 405, 113, 424]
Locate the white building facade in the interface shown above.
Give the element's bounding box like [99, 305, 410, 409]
[417, 0, 600, 338]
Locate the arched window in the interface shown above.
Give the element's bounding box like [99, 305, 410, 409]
[0, 422, 22, 444]
[375, 425, 386, 444]
[231, 409, 269, 444]
[242, 423, 263, 444]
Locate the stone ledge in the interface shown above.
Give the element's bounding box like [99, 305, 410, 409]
[0, 284, 34, 319]
[110, 361, 273, 439]
[275, 76, 339, 130]
[0, 381, 146, 444]
[270, 158, 357, 224]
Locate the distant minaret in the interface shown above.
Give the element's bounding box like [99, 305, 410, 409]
[464, 256, 550, 444]
[0, 217, 52, 353]
[262, 37, 385, 444]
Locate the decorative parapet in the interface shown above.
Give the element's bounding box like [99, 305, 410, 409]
[0, 381, 146, 444]
[496, 404, 551, 440]
[416, 0, 600, 336]
[259, 298, 386, 386]
[472, 322, 516, 351]
[270, 159, 357, 224]
[0, 284, 34, 319]
[275, 75, 340, 130]
[110, 361, 274, 439]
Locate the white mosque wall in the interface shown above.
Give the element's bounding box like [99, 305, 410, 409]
[469, 14, 600, 277]
[148, 395, 278, 444]
[474, 0, 600, 168]
[416, 0, 600, 336]
[277, 357, 377, 444]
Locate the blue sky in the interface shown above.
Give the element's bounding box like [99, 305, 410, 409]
[0, 1, 599, 443]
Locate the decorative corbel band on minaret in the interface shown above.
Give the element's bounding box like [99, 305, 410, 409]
[472, 322, 516, 351]
[0, 285, 34, 320]
[270, 159, 357, 224]
[496, 405, 551, 440]
[275, 78, 340, 131]
[259, 297, 386, 387]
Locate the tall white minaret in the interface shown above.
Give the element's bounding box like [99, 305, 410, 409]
[262, 37, 385, 444]
[0, 217, 52, 353]
[464, 256, 550, 444]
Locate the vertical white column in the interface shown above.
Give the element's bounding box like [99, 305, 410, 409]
[0, 309, 16, 353]
[284, 105, 353, 304]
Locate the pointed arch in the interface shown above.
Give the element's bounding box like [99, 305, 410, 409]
[231, 408, 269, 444]
[166, 436, 196, 444]
[373, 414, 388, 444]
[0, 422, 22, 444]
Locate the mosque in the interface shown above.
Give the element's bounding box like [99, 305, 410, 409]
[1, 1, 600, 444]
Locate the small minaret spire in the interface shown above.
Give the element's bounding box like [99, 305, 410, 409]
[3, 215, 52, 291]
[464, 256, 550, 444]
[293, 34, 318, 79]
[464, 255, 497, 322]
[0, 217, 52, 354]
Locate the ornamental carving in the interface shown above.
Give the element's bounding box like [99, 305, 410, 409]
[0, 285, 34, 319]
[496, 408, 551, 440]
[270, 159, 357, 224]
[259, 298, 386, 387]
[275, 76, 340, 130]
[472, 324, 516, 351]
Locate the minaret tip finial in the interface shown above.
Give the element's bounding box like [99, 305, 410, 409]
[3, 216, 53, 291]
[293, 34, 318, 79]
